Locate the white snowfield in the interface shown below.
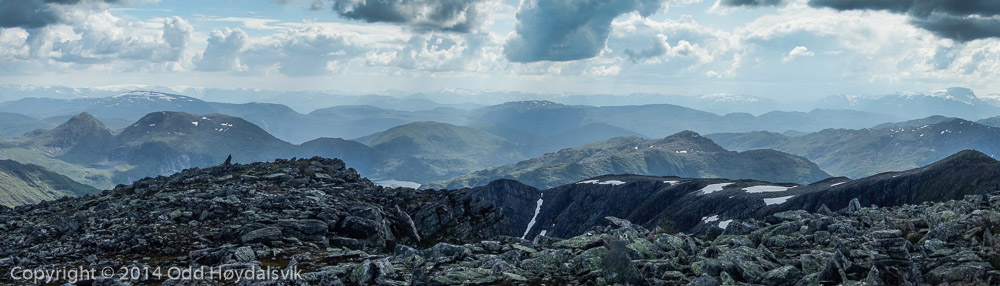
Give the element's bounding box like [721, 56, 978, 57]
[743, 185, 792, 193]
[663, 180, 680, 185]
[830, 182, 846, 187]
[522, 196, 544, 239]
[718, 220, 733, 229]
[764, 195, 795, 205]
[702, 215, 719, 223]
[577, 179, 626, 186]
[699, 183, 734, 195]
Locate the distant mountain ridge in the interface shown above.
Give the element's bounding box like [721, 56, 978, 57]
[817, 87, 1000, 120]
[0, 90, 904, 145]
[708, 117, 1000, 178]
[427, 131, 830, 189]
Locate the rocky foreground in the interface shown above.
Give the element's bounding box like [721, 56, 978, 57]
[1, 158, 999, 285]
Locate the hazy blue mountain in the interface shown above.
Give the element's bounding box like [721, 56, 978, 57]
[428, 131, 830, 189]
[817, 87, 1000, 120]
[708, 117, 1000, 178]
[0, 91, 215, 120]
[366, 122, 528, 180]
[978, 116, 1000, 128]
[471, 101, 900, 138]
[0, 90, 908, 146]
[12, 113, 116, 165]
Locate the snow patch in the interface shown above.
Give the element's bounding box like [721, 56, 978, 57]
[374, 179, 421, 189]
[191, 121, 199, 126]
[539, 230, 547, 237]
[148, 124, 155, 127]
[699, 183, 734, 195]
[577, 179, 626, 186]
[663, 180, 679, 185]
[743, 185, 791, 193]
[830, 182, 846, 187]
[718, 220, 733, 229]
[675, 150, 688, 154]
[702, 215, 719, 223]
[522, 195, 544, 239]
[764, 195, 795, 206]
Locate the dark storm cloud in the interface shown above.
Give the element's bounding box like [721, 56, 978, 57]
[327, 0, 485, 33]
[808, 0, 1000, 42]
[504, 0, 665, 63]
[0, 0, 63, 28]
[719, 0, 786, 7]
[0, 0, 133, 29]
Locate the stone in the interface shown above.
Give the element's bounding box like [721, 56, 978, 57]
[241, 227, 282, 244]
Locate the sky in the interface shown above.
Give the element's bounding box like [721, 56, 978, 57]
[0, 0, 998, 100]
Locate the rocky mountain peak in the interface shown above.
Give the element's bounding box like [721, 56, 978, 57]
[20, 112, 113, 151]
[0, 157, 506, 284]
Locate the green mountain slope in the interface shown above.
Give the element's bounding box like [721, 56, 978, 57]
[427, 131, 830, 189]
[0, 159, 98, 207]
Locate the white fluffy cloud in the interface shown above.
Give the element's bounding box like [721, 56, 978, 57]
[194, 28, 247, 72]
[782, 46, 813, 62]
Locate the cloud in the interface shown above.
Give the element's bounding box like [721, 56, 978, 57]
[325, 0, 486, 33]
[782, 45, 813, 62]
[194, 25, 371, 77]
[625, 34, 670, 62]
[42, 12, 191, 64]
[808, 0, 1000, 42]
[194, 28, 248, 72]
[0, 0, 156, 29]
[504, 0, 666, 63]
[718, 0, 786, 7]
[0, 0, 63, 29]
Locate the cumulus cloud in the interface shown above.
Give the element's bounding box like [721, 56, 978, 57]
[718, 0, 786, 7]
[194, 26, 371, 77]
[782, 46, 814, 62]
[194, 28, 248, 72]
[31, 11, 190, 65]
[808, 0, 1000, 42]
[504, 0, 666, 63]
[325, 0, 486, 33]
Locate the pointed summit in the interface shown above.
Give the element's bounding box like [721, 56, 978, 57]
[14, 112, 114, 164]
[61, 112, 109, 131]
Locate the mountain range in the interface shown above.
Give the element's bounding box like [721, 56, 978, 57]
[708, 117, 1000, 178]
[817, 87, 1000, 120]
[428, 131, 830, 189]
[0, 91, 905, 144]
